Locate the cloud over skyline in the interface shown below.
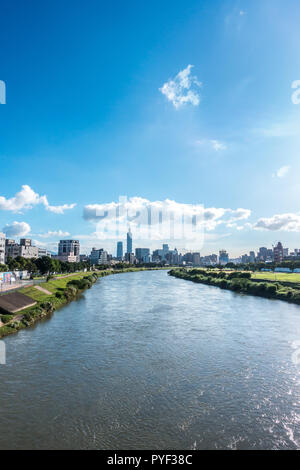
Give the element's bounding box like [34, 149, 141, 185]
[253, 212, 300, 232]
[83, 196, 251, 244]
[36, 230, 71, 238]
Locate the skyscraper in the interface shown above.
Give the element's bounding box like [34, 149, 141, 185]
[127, 229, 132, 254]
[117, 241, 123, 259]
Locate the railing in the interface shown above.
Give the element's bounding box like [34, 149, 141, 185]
[0, 280, 34, 295]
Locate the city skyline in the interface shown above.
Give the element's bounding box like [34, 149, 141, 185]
[2, 228, 299, 268]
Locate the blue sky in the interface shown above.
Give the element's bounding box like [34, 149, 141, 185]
[1, 0, 300, 256]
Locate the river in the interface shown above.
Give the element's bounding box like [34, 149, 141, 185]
[0, 270, 299, 449]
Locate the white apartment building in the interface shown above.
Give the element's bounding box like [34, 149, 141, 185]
[0, 232, 5, 265]
[5, 238, 38, 260]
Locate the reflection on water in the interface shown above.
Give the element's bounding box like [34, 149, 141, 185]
[0, 270, 299, 449]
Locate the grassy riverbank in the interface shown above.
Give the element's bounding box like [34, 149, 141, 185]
[0, 267, 165, 339]
[169, 268, 300, 305]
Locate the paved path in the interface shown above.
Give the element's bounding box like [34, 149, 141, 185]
[34, 285, 52, 295]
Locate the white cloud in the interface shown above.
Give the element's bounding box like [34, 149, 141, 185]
[253, 212, 300, 231]
[0, 185, 40, 212]
[210, 140, 227, 151]
[83, 197, 251, 242]
[0, 185, 76, 214]
[39, 195, 76, 214]
[36, 230, 71, 238]
[195, 139, 227, 151]
[159, 65, 202, 109]
[2, 221, 31, 238]
[228, 208, 251, 221]
[272, 165, 290, 178]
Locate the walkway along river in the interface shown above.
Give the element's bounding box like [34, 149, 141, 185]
[0, 270, 299, 449]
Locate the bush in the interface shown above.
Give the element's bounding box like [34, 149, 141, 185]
[266, 284, 277, 295]
[23, 312, 33, 321]
[1, 314, 14, 324]
[40, 301, 54, 312]
[64, 286, 78, 300]
[227, 272, 251, 280]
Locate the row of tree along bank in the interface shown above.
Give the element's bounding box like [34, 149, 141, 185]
[0, 255, 168, 278]
[0, 267, 165, 339]
[168, 269, 300, 305]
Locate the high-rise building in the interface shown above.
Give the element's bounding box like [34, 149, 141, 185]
[219, 250, 229, 265]
[20, 238, 32, 247]
[5, 238, 38, 260]
[125, 252, 136, 264]
[126, 229, 132, 255]
[0, 232, 5, 265]
[90, 248, 108, 265]
[162, 244, 169, 254]
[58, 240, 80, 262]
[273, 242, 284, 263]
[258, 247, 268, 261]
[5, 239, 19, 260]
[152, 249, 163, 262]
[117, 241, 123, 259]
[192, 252, 201, 266]
[135, 248, 150, 263]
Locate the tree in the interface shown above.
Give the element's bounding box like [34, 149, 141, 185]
[35, 256, 53, 275]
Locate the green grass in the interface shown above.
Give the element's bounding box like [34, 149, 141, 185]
[21, 272, 91, 301]
[184, 268, 300, 285]
[251, 272, 300, 283]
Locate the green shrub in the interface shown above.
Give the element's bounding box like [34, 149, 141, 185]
[40, 301, 54, 312]
[23, 312, 33, 321]
[64, 286, 78, 300]
[1, 314, 14, 324]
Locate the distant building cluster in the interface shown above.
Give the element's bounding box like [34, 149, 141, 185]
[1, 229, 299, 269]
[238, 242, 300, 265]
[0, 233, 51, 265]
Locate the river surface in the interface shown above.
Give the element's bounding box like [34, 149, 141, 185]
[0, 270, 299, 450]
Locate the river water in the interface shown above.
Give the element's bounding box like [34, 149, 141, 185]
[0, 270, 299, 449]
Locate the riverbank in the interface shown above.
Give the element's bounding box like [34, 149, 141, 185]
[169, 268, 300, 305]
[0, 267, 165, 339]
